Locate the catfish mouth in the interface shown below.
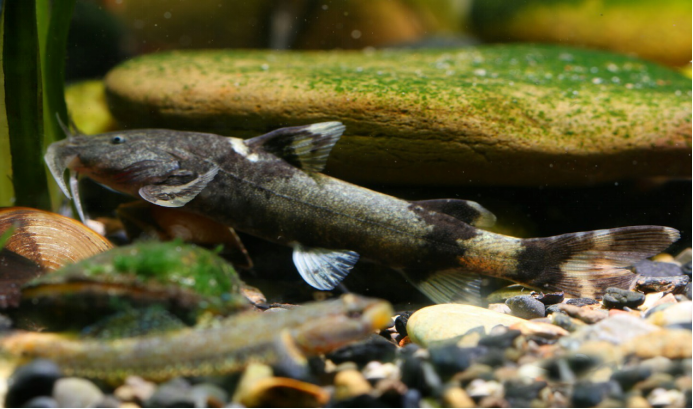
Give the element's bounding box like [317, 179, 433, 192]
[44, 142, 88, 222]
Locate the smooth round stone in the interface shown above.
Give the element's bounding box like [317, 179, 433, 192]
[52, 378, 104, 408]
[406, 304, 526, 347]
[505, 295, 546, 319]
[469, 0, 690, 67]
[633, 260, 683, 277]
[21, 396, 58, 408]
[646, 301, 692, 327]
[5, 360, 62, 408]
[104, 46, 691, 187]
[602, 288, 646, 310]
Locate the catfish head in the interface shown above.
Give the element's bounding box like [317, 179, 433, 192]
[45, 129, 219, 220]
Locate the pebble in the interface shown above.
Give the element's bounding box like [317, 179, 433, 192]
[634, 275, 690, 293]
[52, 378, 104, 408]
[361, 362, 399, 383]
[5, 360, 62, 408]
[622, 329, 692, 359]
[441, 386, 475, 408]
[675, 248, 692, 265]
[393, 311, 412, 331]
[602, 287, 646, 310]
[400, 388, 422, 408]
[21, 396, 58, 408]
[611, 366, 652, 391]
[633, 259, 683, 277]
[334, 369, 372, 401]
[327, 334, 396, 366]
[570, 314, 658, 345]
[646, 300, 692, 327]
[429, 344, 486, 379]
[113, 376, 156, 404]
[190, 383, 228, 408]
[144, 378, 194, 408]
[487, 303, 511, 315]
[503, 379, 547, 407]
[570, 381, 616, 408]
[509, 321, 568, 340]
[555, 303, 608, 324]
[505, 295, 546, 319]
[535, 292, 564, 305]
[406, 304, 525, 347]
[681, 261, 692, 277]
[465, 379, 502, 400]
[647, 387, 686, 407]
[565, 298, 599, 307]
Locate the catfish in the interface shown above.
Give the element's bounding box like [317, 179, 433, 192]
[45, 121, 679, 303]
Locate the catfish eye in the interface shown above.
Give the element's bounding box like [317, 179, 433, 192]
[110, 135, 126, 145]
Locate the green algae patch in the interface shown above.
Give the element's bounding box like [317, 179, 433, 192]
[105, 45, 691, 186]
[19, 241, 249, 331]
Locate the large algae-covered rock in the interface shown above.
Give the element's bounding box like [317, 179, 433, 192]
[105, 45, 691, 186]
[470, 0, 692, 68]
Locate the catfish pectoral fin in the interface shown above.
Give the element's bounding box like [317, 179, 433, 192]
[292, 243, 359, 290]
[402, 269, 483, 305]
[139, 165, 219, 207]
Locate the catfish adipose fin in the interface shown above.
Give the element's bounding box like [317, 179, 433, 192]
[411, 199, 496, 228]
[245, 122, 346, 173]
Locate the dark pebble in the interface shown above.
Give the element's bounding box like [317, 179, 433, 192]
[545, 304, 562, 315]
[400, 356, 441, 397]
[505, 295, 546, 319]
[429, 344, 487, 379]
[550, 311, 577, 332]
[394, 311, 413, 337]
[535, 291, 564, 305]
[144, 378, 194, 408]
[602, 287, 645, 309]
[94, 396, 121, 408]
[5, 359, 62, 408]
[565, 298, 599, 307]
[633, 260, 683, 277]
[634, 275, 690, 294]
[22, 396, 58, 408]
[326, 334, 396, 366]
[544, 355, 600, 382]
[611, 366, 652, 391]
[503, 380, 547, 407]
[681, 261, 692, 277]
[329, 394, 387, 408]
[478, 329, 521, 349]
[401, 389, 422, 408]
[571, 381, 621, 408]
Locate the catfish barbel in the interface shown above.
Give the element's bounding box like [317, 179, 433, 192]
[45, 121, 679, 303]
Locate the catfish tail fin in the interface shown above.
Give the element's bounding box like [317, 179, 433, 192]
[517, 226, 680, 298]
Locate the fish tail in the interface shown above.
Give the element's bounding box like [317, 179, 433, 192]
[515, 226, 680, 298]
[406, 225, 679, 304]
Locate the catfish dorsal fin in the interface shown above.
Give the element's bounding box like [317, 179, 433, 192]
[412, 199, 496, 228]
[245, 122, 346, 173]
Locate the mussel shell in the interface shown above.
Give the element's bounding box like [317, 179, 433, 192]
[0, 207, 112, 308]
[0, 207, 113, 271]
[13, 240, 250, 331]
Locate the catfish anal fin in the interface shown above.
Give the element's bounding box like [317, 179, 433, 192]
[403, 269, 483, 305]
[412, 199, 496, 228]
[245, 122, 345, 173]
[139, 165, 219, 208]
[292, 243, 359, 290]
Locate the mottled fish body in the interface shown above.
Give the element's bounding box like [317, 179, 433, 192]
[0, 294, 393, 382]
[45, 122, 679, 303]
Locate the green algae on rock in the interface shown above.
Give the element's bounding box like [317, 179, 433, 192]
[13, 241, 250, 331]
[105, 45, 691, 186]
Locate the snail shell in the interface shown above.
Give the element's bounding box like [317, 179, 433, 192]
[0, 207, 112, 272]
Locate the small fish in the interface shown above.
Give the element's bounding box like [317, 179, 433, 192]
[45, 122, 679, 303]
[0, 294, 393, 382]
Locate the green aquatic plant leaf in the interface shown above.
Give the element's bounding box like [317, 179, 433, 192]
[0, 0, 75, 209]
[1, 0, 50, 209]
